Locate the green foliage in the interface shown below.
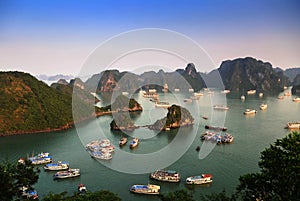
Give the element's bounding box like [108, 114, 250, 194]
[0, 72, 94, 135]
[0, 160, 40, 201]
[237, 132, 300, 200]
[42, 190, 121, 201]
[159, 189, 195, 201]
[200, 190, 237, 201]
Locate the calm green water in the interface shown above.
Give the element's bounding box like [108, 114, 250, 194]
[0, 91, 299, 201]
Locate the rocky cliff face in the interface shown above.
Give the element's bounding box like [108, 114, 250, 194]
[148, 105, 194, 131]
[218, 57, 287, 93]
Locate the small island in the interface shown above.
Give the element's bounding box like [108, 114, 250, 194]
[148, 105, 194, 131]
[97, 95, 142, 131]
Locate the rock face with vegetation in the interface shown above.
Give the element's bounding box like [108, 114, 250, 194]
[149, 105, 194, 131]
[97, 95, 142, 131]
[0, 72, 94, 136]
[218, 57, 287, 93]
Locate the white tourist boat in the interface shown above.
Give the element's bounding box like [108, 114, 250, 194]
[292, 97, 300, 102]
[44, 161, 69, 171]
[155, 101, 171, 108]
[194, 92, 204, 96]
[213, 105, 229, 110]
[221, 89, 230, 94]
[53, 168, 80, 179]
[260, 103, 268, 110]
[247, 90, 256, 95]
[186, 174, 213, 185]
[241, 95, 245, 100]
[259, 92, 263, 97]
[150, 170, 181, 182]
[130, 138, 139, 148]
[78, 184, 87, 194]
[285, 122, 300, 129]
[130, 184, 160, 195]
[90, 151, 112, 160]
[244, 109, 257, 115]
[28, 152, 53, 165]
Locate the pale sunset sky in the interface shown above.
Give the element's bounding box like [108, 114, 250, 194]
[0, 0, 299, 76]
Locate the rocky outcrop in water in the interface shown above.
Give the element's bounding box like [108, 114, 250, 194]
[148, 105, 194, 131]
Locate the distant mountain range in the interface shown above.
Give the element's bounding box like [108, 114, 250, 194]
[1, 57, 300, 136]
[84, 57, 291, 94]
[36, 74, 74, 82]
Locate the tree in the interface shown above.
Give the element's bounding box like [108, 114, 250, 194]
[42, 190, 121, 201]
[159, 189, 195, 201]
[0, 160, 40, 201]
[200, 190, 237, 201]
[237, 132, 300, 200]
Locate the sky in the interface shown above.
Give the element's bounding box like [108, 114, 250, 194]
[0, 0, 300, 76]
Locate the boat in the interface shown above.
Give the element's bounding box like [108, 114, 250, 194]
[183, 98, 193, 103]
[78, 184, 87, 194]
[28, 152, 53, 165]
[260, 103, 268, 110]
[244, 109, 257, 115]
[130, 184, 160, 195]
[143, 92, 158, 98]
[259, 92, 263, 97]
[202, 115, 208, 120]
[221, 90, 230, 94]
[195, 146, 200, 151]
[90, 151, 112, 160]
[222, 133, 234, 143]
[285, 122, 300, 129]
[20, 186, 38, 200]
[201, 131, 217, 141]
[194, 92, 204, 96]
[53, 168, 80, 179]
[292, 97, 300, 102]
[188, 88, 194, 92]
[213, 105, 229, 110]
[85, 139, 111, 152]
[278, 95, 284, 100]
[241, 95, 245, 100]
[122, 91, 129, 96]
[284, 92, 291, 96]
[204, 125, 227, 131]
[155, 101, 171, 108]
[186, 174, 213, 185]
[247, 90, 256, 95]
[130, 138, 139, 148]
[174, 88, 180, 92]
[150, 170, 181, 182]
[119, 137, 128, 146]
[44, 161, 69, 171]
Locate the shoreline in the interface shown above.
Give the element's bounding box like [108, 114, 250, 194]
[0, 110, 142, 137]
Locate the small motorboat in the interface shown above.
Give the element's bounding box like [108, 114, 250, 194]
[259, 103, 268, 110]
[130, 138, 139, 148]
[119, 137, 128, 146]
[78, 184, 87, 194]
